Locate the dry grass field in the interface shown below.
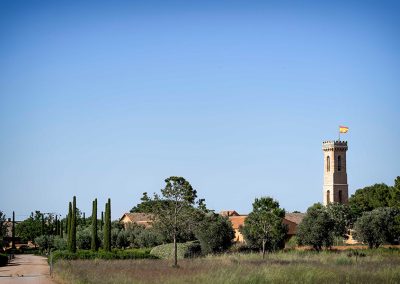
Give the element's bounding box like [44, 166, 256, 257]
[53, 249, 400, 284]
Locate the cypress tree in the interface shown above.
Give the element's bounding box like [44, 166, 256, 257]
[103, 199, 111, 251]
[71, 196, 77, 253]
[60, 220, 64, 238]
[12, 211, 16, 249]
[41, 214, 45, 235]
[55, 215, 58, 236]
[67, 202, 72, 250]
[91, 198, 98, 251]
[101, 211, 104, 231]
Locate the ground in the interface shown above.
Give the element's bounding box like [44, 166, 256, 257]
[0, 254, 54, 284]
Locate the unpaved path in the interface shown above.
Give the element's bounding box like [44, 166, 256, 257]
[0, 254, 54, 284]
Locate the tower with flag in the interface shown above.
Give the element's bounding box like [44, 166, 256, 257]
[322, 127, 349, 205]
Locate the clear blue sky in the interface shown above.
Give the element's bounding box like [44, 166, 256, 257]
[1, 0, 399, 220]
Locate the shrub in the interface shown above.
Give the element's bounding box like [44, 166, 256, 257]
[77, 227, 91, 250]
[150, 241, 201, 259]
[51, 248, 156, 263]
[35, 235, 54, 252]
[54, 236, 67, 251]
[0, 254, 8, 266]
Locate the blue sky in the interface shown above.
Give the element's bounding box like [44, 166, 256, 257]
[1, 0, 399, 220]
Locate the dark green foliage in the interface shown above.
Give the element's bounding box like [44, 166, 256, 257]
[103, 199, 111, 252]
[16, 211, 46, 243]
[297, 203, 335, 251]
[349, 178, 400, 217]
[0, 211, 6, 242]
[51, 248, 156, 263]
[241, 197, 287, 258]
[150, 241, 201, 259]
[0, 254, 8, 266]
[194, 213, 235, 255]
[67, 203, 72, 246]
[354, 207, 400, 248]
[68, 197, 77, 253]
[91, 198, 98, 251]
[11, 211, 16, 249]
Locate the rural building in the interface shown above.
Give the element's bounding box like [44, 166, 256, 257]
[219, 210, 305, 243]
[119, 213, 153, 229]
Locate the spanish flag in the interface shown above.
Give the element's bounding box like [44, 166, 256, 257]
[339, 126, 349, 133]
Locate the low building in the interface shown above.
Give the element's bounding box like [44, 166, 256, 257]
[219, 210, 305, 243]
[119, 213, 153, 229]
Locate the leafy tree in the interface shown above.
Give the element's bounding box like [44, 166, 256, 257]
[194, 212, 235, 255]
[241, 197, 287, 258]
[150, 176, 202, 267]
[297, 203, 335, 251]
[326, 203, 353, 238]
[35, 235, 54, 253]
[77, 227, 92, 250]
[16, 211, 46, 244]
[354, 207, 400, 248]
[53, 236, 67, 250]
[349, 178, 400, 217]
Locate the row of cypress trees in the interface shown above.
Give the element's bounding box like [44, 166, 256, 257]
[67, 196, 111, 253]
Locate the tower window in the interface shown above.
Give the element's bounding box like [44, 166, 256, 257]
[338, 190, 342, 203]
[338, 155, 342, 171]
[327, 190, 330, 204]
[327, 156, 330, 172]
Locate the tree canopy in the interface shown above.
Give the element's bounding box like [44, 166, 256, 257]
[241, 197, 287, 258]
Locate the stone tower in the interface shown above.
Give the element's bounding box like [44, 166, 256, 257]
[322, 140, 348, 205]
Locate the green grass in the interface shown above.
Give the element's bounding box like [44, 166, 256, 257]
[53, 248, 400, 284]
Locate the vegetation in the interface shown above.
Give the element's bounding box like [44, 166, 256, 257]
[148, 176, 204, 267]
[0, 211, 6, 244]
[68, 196, 77, 253]
[241, 197, 287, 258]
[52, 248, 156, 262]
[194, 213, 234, 255]
[354, 207, 400, 248]
[91, 198, 98, 251]
[349, 176, 400, 217]
[297, 203, 335, 251]
[0, 253, 8, 266]
[103, 198, 112, 252]
[150, 241, 201, 259]
[53, 249, 400, 284]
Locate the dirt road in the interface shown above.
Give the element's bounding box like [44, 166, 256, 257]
[0, 254, 54, 284]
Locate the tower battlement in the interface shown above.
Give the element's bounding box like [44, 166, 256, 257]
[322, 140, 348, 151]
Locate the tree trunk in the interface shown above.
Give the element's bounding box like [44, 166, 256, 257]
[262, 239, 266, 259]
[173, 233, 178, 267]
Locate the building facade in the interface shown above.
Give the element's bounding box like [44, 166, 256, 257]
[322, 140, 349, 205]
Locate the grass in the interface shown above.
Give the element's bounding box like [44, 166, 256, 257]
[53, 248, 400, 284]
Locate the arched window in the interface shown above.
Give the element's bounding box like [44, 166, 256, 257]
[327, 190, 330, 204]
[338, 155, 342, 171]
[327, 156, 330, 172]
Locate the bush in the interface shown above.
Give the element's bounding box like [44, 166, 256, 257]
[0, 254, 8, 266]
[51, 248, 156, 263]
[77, 227, 92, 250]
[150, 241, 201, 259]
[54, 236, 67, 251]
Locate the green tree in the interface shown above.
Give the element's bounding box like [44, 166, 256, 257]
[77, 227, 92, 249]
[0, 211, 6, 243]
[194, 212, 235, 255]
[297, 203, 335, 251]
[91, 198, 98, 251]
[354, 207, 400, 248]
[68, 196, 77, 253]
[326, 203, 353, 239]
[241, 197, 287, 258]
[103, 198, 111, 252]
[151, 176, 201, 267]
[16, 211, 45, 244]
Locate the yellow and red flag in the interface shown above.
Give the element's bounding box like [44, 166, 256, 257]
[339, 126, 349, 133]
